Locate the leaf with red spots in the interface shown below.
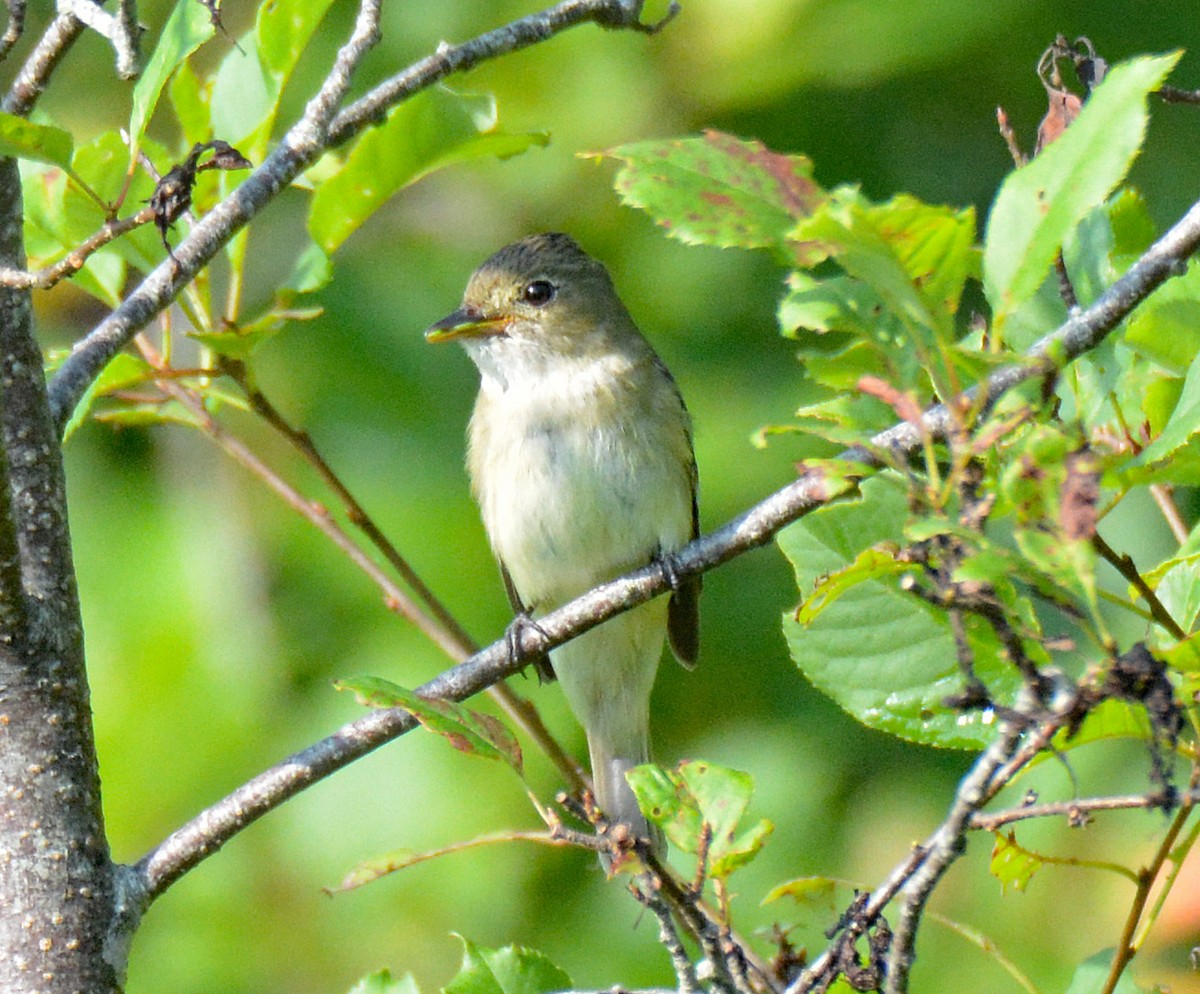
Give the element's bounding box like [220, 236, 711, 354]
[597, 130, 823, 251]
[335, 676, 523, 775]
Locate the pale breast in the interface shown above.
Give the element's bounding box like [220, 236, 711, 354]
[467, 355, 693, 610]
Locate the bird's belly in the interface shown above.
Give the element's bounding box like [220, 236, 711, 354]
[476, 416, 689, 610]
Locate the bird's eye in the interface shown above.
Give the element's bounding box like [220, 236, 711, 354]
[521, 280, 556, 306]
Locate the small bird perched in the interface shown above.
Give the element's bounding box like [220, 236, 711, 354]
[426, 233, 700, 850]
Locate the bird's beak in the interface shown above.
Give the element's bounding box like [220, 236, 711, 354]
[424, 307, 509, 343]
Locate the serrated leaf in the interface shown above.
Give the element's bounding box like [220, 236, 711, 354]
[796, 546, 907, 624]
[602, 130, 823, 250]
[627, 760, 772, 879]
[0, 112, 72, 169]
[443, 937, 571, 994]
[989, 831, 1041, 894]
[1143, 553, 1200, 636]
[309, 88, 548, 254]
[347, 970, 420, 994]
[984, 53, 1181, 328]
[779, 474, 1023, 748]
[335, 676, 522, 775]
[130, 0, 216, 152]
[95, 402, 205, 430]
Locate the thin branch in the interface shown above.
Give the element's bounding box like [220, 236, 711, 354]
[327, 0, 665, 145]
[1149, 483, 1191, 545]
[114, 188, 1200, 929]
[1092, 533, 1187, 641]
[0, 208, 155, 290]
[46, 0, 662, 434]
[208, 360, 586, 790]
[1100, 796, 1195, 994]
[882, 716, 1029, 994]
[0, 0, 26, 63]
[1157, 84, 1200, 104]
[970, 789, 1196, 832]
[56, 0, 139, 78]
[2, 10, 83, 115]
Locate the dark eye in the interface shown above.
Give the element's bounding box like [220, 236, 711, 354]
[522, 280, 556, 306]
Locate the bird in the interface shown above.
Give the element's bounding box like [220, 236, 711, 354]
[425, 232, 700, 853]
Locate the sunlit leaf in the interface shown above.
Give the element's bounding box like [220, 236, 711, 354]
[984, 53, 1180, 329]
[627, 760, 773, 878]
[443, 937, 571, 994]
[602, 130, 823, 251]
[779, 474, 1023, 748]
[309, 88, 548, 254]
[130, 0, 217, 152]
[335, 676, 522, 775]
[989, 831, 1041, 894]
[0, 112, 72, 169]
[346, 969, 420, 994]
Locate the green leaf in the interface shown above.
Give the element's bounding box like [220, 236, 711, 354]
[1063, 950, 1145, 994]
[762, 875, 839, 909]
[335, 676, 522, 775]
[443, 937, 571, 994]
[602, 130, 823, 250]
[45, 352, 153, 441]
[309, 88, 548, 254]
[1143, 553, 1200, 636]
[347, 970, 420, 994]
[989, 831, 1041, 894]
[0, 112, 72, 169]
[257, 0, 338, 81]
[983, 53, 1181, 329]
[130, 0, 217, 152]
[779, 474, 1023, 748]
[999, 426, 1100, 619]
[1132, 347, 1200, 474]
[796, 546, 908, 624]
[626, 760, 773, 879]
[169, 59, 211, 147]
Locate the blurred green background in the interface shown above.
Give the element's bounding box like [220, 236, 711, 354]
[27, 1, 1200, 991]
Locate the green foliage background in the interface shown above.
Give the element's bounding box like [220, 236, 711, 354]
[27, 1, 1200, 991]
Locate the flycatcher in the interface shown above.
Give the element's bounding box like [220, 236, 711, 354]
[426, 233, 700, 847]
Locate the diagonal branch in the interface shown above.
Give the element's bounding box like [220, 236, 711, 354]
[45, 0, 671, 435]
[118, 186, 1200, 929]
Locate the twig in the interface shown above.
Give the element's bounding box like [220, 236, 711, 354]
[3, 10, 83, 115]
[0, 207, 155, 290]
[970, 790, 1196, 832]
[1149, 484, 1190, 545]
[640, 889, 702, 994]
[1099, 795, 1195, 994]
[217, 361, 586, 791]
[1157, 84, 1200, 104]
[55, 0, 139, 78]
[47, 0, 669, 434]
[0, 0, 26, 62]
[883, 715, 1029, 994]
[1092, 533, 1187, 641]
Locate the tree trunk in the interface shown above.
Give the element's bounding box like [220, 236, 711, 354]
[0, 157, 117, 994]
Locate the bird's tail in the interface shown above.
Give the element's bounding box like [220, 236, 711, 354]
[589, 736, 664, 860]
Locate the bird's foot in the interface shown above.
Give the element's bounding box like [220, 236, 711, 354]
[504, 611, 554, 682]
[654, 548, 686, 592]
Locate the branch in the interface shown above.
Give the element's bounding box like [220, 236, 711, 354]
[45, 0, 666, 434]
[55, 0, 139, 78]
[0, 0, 26, 63]
[2, 9, 83, 115]
[114, 185, 1200, 929]
[0, 207, 155, 289]
[969, 789, 1197, 832]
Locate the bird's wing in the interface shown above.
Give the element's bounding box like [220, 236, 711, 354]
[667, 468, 701, 669]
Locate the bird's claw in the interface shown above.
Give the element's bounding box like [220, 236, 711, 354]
[504, 611, 554, 682]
